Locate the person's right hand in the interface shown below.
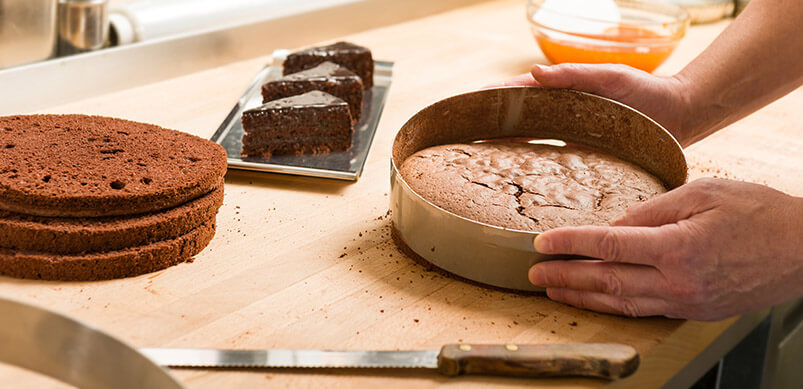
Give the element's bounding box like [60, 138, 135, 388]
[496, 64, 697, 146]
[528, 178, 803, 321]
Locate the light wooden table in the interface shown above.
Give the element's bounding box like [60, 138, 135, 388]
[0, 0, 800, 387]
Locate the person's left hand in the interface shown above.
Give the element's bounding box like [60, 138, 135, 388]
[528, 178, 803, 321]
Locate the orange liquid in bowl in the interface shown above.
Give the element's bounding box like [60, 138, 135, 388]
[535, 26, 678, 73]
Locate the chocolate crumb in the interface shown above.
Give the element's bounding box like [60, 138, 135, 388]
[569, 321, 578, 327]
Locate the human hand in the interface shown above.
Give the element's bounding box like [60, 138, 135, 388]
[528, 178, 803, 321]
[494, 63, 697, 146]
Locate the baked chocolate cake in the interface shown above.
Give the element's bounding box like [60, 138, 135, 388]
[399, 142, 666, 231]
[0, 114, 227, 281]
[0, 184, 223, 255]
[241, 91, 353, 157]
[262, 61, 363, 123]
[0, 218, 217, 281]
[0, 114, 227, 218]
[283, 41, 374, 89]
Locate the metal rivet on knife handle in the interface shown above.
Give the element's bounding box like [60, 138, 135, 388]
[436, 343, 640, 379]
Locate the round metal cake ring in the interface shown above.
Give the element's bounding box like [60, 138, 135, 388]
[390, 86, 687, 293]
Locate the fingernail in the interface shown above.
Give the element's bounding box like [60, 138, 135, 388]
[531, 64, 548, 75]
[529, 267, 546, 286]
[610, 212, 627, 225]
[533, 234, 552, 253]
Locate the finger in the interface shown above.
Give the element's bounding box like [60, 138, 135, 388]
[534, 225, 679, 265]
[612, 179, 720, 227]
[484, 72, 542, 88]
[529, 260, 669, 298]
[546, 288, 676, 318]
[530, 63, 646, 102]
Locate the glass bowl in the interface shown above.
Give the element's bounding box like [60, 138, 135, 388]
[526, 0, 690, 72]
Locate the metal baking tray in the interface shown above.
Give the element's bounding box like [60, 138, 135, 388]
[390, 87, 687, 292]
[210, 58, 393, 180]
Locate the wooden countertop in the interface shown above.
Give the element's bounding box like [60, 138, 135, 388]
[1, 0, 800, 387]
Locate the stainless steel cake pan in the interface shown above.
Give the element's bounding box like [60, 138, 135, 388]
[390, 86, 687, 292]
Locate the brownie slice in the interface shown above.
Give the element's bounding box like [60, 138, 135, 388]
[241, 91, 353, 157]
[283, 41, 374, 89]
[263, 61, 363, 123]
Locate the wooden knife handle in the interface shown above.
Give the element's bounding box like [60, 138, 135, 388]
[436, 343, 639, 379]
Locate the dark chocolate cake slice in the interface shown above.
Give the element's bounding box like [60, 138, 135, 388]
[283, 41, 374, 89]
[241, 91, 353, 157]
[262, 61, 363, 123]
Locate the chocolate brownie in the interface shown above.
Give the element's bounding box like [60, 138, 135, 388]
[262, 61, 364, 123]
[0, 218, 216, 281]
[283, 41, 374, 88]
[0, 184, 223, 255]
[241, 91, 353, 157]
[0, 115, 227, 217]
[399, 142, 666, 231]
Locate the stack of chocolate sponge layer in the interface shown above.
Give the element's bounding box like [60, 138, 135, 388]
[0, 114, 228, 281]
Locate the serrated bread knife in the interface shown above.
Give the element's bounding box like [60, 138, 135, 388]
[140, 343, 639, 379]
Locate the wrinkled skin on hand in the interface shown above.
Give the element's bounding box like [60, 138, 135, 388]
[528, 178, 803, 321]
[491, 63, 695, 146]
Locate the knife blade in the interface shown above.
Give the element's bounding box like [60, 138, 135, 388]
[0, 296, 184, 389]
[141, 343, 639, 379]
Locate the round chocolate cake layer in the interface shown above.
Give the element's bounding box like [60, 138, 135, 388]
[0, 184, 223, 254]
[0, 114, 227, 217]
[400, 142, 666, 232]
[0, 218, 217, 281]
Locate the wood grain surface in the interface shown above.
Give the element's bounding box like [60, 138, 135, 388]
[0, 0, 800, 388]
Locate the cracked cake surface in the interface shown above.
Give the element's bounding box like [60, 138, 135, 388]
[399, 142, 667, 232]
